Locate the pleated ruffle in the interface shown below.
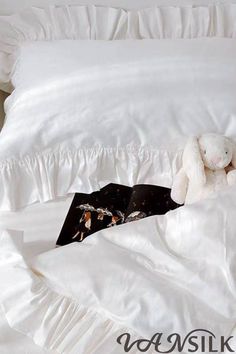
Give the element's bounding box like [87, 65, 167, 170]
[0, 230, 141, 354]
[1, 4, 236, 91]
[0, 146, 182, 211]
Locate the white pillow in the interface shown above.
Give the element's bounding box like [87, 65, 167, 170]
[0, 38, 236, 210]
[1, 4, 236, 92]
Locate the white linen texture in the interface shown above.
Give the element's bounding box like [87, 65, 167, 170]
[0, 38, 236, 210]
[0, 186, 236, 353]
[1, 3, 236, 91]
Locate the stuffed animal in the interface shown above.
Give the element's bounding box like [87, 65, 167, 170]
[171, 133, 236, 204]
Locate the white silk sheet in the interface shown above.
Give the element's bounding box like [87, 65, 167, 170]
[0, 197, 72, 354]
[1, 38, 236, 210]
[0, 188, 236, 353]
[0, 4, 236, 353]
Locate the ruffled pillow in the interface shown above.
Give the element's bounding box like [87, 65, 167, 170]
[0, 3, 236, 92]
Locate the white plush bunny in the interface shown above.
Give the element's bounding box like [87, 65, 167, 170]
[171, 133, 236, 204]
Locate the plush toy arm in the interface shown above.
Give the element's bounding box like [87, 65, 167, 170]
[171, 168, 189, 204]
[227, 169, 236, 186]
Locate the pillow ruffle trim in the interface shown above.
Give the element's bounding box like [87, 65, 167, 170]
[0, 146, 182, 211]
[0, 229, 141, 354]
[1, 4, 236, 91]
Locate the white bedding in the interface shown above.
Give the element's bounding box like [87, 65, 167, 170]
[0, 197, 72, 354]
[3, 3, 236, 93]
[1, 3, 236, 352]
[0, 196, 72, 257]
[0, 313, 53, 354]
[1, 0, 234, 15]
[0, 187, 236, 353]
[1, 38, 236, 210]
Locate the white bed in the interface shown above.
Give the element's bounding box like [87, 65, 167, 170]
[1, 1, 236, 353]
[1, 189, 236, 354]
[0, 196, 72, 354]
[1, 0, 235, 15]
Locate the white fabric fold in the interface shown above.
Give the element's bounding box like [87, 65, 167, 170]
[1, 37, 236, 211]
[1, 186, 236, 353]
[1, 4, 236, 91]
[0, 230, 141, 354]
[0, 147, 181, 211]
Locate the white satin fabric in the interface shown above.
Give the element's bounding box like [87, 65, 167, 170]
[0, 196, 73, 354]
[0, 186, 236, 353]
[0, 306, 54, 354]
[0, 0, 234, 16]
[0, 38, 236, 210]
[1, 3, 236, 91]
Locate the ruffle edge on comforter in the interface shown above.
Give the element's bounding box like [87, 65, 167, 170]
[0, 229, 140, 354]
[1, 3, 236, 91]
[0, 146, 182, 211]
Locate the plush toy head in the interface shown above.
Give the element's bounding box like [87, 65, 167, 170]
[182, 133, 236, 186]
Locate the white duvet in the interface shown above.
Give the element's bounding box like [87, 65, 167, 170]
[1, 4, 236, 354]
[1, 38, 236, 210]
[0, 187, 236, 354]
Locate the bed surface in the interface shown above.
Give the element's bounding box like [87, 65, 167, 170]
[0, 312, 54, 354]
[0, 196, 73, 258]
[0, 196, 73, 354]
[1, 195, 236, 354]
[0, 124, 73, 353]
[1, 189, 236, 353]
[1, 1, 236, 352]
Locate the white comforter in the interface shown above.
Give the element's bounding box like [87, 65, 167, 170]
[1, 38, 236, 210]
[0, 196, 73, 354]
[0, 187, 236, 354]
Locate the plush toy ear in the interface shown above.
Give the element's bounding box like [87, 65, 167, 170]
[182, 136, 206, 186]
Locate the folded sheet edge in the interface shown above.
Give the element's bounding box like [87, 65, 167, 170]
[0, 229, 141, 354]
